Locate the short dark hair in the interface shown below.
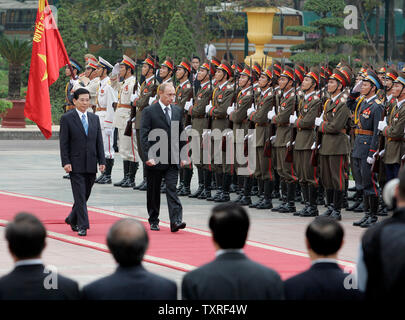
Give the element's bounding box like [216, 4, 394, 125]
[106, 219, 149, 267]
[209, 203, 249, 249]
[306, 217, 344, 256]
[5, 213, 47, 259]
[73, 88, 90, 100]
[192, 56, 200, 62]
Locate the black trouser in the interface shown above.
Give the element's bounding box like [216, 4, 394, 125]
[146, 165, 183, 225]
[68, 172, 96, 230]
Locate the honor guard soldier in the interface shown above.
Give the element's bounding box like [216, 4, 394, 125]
[291, 67, 321, 217]
[132, 55, 158, 191]
[210, 57, 221, 87]
[381, 72, 405, 182]
[175, 58, 194, 196]
[112, 55, 139, 189]
[72, 57, 100, 113]
[248, 66, 275, 209]
[64, 58, 82, 113]
[227, 66, 253, 204]
[187, 61, 213, 199]
[268, 66, 298, 213]
[350, 69, 383, 227]
[315, 68, 352, 221]
[93, 57, 118, 185]
[80, 53, 98, 85]
[206, 60, 235, 202]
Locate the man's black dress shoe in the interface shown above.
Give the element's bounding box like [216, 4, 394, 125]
[78, 229, 87, 236]
[171, 222, 186, 232]
[150, 224, 160, 231]
[65, 217, 78, 232]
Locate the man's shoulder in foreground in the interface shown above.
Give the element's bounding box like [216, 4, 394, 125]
[82, 265, 177, 300]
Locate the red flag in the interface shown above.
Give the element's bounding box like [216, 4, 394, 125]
[24, 0, 70, 139]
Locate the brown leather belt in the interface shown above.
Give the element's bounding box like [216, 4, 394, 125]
[96, 107, 107, 112]
[193, 115, 206, 119]
[388, 137, 405, 142]
[298, 127, 314, 131]
[117, 104, 131, 109]
[255, 123, 268, 127]
[354, 129, 373, 136]
[214, 116, 226, 120]
[277, 123, 289, 127]
[242, 119, 249, 124]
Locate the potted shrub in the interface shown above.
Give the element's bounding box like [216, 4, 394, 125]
[0, 37, 31, 128]
[0, 98, 13, 119]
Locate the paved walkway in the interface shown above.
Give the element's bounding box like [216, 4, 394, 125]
[0, 140, 371, 289]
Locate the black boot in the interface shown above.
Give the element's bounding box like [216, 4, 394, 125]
[114, 160, 129, 187]
[272, 180, 288, 212]
[347, 190, 363, 211]
[138, 165, 148, 191]
[190, 168, 204, 198]
[342, 180, 349, 209]
[295, 183, 309, 216]
[273, 171, 281, 199]
[198, 170, 212, 199]
[279, 182, 296, 213]
[95, 171, 106, 183]
[98, 158, 114, 184]
[233, 176, 244, 203]
[377, 196, 388, 216]
[239, 176, 253, 206]
[317, 184, 325, 205]
[178, 168, 192, 196]
[301, 185, 319, 217]
[353, 195, 370, 226]
[251, 178, 259, 196]
[160, 179, 166, 193]
[257, 180, 273, 209]
[121, 161, 137, 188]
[321, 189, 335, 216]
[250, 179, 264, 208]
[360, 195, 379, 228]
[216, 173, 231, 202]
[207, 172, 223, 201]
[330, 190, 343, 221]
[295, 183, 303, 203]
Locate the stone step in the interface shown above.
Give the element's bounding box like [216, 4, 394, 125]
[0, 125, 60, 140]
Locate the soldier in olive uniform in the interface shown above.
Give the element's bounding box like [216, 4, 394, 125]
[227, 66, 253, 204]
[188, 61, 213, 199]
[206, 61, 235, 202]
[175, 58, 194, 196]
[132, 55, 158, 191]
[315, 68, 352, 221]
[248, 66, 275, 209]
[291, 67, 321, 217]
[111, 55, 139, 189]
[268, 66, 298, 213]
[381, 72, 405, 182]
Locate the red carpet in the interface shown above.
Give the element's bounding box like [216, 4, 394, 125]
[0, 191, 354, 279]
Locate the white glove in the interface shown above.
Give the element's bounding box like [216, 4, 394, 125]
[289, 112, 297, 124]
[367, 156, 375, 165]
[267, 107, 276, 120]
[184, 100, 193, 111]
[105, 128, 113, 136]
[315, 117, 322, 127]
[379, 149, 385, 157]
[131, 92, 139, 102]
[311, 142, 316, 150]
[111, 63, 120, 77]
[247, 106, 255, 117]
[402, 154, 405, 160]
[251, 103, 256, 110]
[227, 105, 235, 115]
[148, 96, 156, 105]
[378, 118, 387, 131]
[286, 141, 291, 148]
[352, 80, 362, 93]
[205, 102, 212, 114]
[184, 125, 192, 133]
[69, 78, 79, 86]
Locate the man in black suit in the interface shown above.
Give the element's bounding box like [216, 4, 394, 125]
[60, 88, 106, 236]
[0, 213, 80, 300]
[284, 217, 363, 300]
[140, 82, 187, 232]
[82, 218, 177, 300]
[181, 203, 284, 300]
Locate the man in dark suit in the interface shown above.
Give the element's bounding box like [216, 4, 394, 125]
[82, 218, 177, 300]
[140, 82, 187, 232]
[0, 213, 80, 300]
[181, 203, 284, 300]
[284, 216, 363, 300]
[60, 88, 106, 236]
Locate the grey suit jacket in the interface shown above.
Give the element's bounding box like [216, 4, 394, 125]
[181, 252, 284, 300]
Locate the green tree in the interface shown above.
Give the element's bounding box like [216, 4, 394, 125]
[158, 12, 196, 63]
[286, 0, 367, 65]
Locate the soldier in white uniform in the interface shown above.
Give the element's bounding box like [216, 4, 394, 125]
[94, 56, 118, 184]
[112, 55, 139, 188]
